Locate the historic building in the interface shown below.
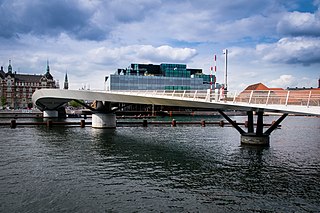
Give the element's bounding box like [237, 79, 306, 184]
[0, 60, 58, 109]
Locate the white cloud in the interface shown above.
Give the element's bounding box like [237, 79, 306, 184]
[137, 45, 197, 63]
[269, 75, 297, 88]
[257, 37, 320, 65]
[277, 11, 320, 36]
[268, 75, 317, 88]
[87, 45, 197, 65]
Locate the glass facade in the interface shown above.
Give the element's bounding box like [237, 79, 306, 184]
[106, 75, 210, 90]
[105, 63, 216, 91]
[160, 64, 190, 78]
[192, 73, 211, 83]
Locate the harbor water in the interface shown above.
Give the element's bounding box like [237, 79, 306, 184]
[0, 115, 319, 212]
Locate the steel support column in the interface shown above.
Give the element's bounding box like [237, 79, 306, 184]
[256, 111, 264, 136]
[264, 113, 288, 135]
[247, 111, 254, 133]
[217, 110, 245, 135]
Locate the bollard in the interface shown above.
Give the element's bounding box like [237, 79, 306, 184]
[143, 119, 148, 127]
[80, 120, 86, 128]
[47, 120, 53, 128]
[171, 119, 176, 127]
[219, 120, 224, 127]
[201, 120, 206, 127]
[10, 119, 17, 129]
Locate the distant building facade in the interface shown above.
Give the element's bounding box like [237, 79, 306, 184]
[105, 63, 219, 91]
[0, 60, 58, 109]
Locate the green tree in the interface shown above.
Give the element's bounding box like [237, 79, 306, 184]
[68, 100, 84, 109]
[1, 96, 6, 107]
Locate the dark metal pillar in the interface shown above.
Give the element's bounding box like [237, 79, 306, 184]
[247, 111, 254, 133]
[256, 111, 264, 136]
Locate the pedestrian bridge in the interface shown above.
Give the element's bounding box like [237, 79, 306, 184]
[32, 89, 320, 116]
[32, 89, 320, 146]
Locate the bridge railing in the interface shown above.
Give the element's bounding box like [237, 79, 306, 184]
[117, 90, 212, 101]
[232, 90, 320, 107]
[111, 89, 320, 107]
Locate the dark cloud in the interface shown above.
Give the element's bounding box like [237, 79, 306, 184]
[0, 0, 106, 40]
[0, 0, 160, 41]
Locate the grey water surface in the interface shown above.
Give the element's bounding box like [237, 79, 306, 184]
[0, 116, 319, 212]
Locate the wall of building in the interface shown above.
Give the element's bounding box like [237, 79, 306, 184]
[0, 63, 57, 109]
[106, 63, 217, 91]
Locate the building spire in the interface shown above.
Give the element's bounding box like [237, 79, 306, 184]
[64, 71, 69, 90]
[8, 59, 12, 74]
[44, 60, 53, 80]
[46, 60, 50, 73]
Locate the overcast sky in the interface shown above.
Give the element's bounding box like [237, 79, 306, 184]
[0, 0, 319, 90]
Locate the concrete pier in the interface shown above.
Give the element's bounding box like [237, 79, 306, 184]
[241, 134, 270, 146]
[43, 110, 58, 118]
[92, 113, 116, 129]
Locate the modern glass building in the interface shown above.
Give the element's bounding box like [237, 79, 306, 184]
[105, 63, 219, 91]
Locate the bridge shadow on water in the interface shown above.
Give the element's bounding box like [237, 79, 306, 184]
[89, 128, 272, 191]
[26, 124, 320, 212]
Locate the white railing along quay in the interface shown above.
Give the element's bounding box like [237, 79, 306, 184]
[110, 89, 320, 108]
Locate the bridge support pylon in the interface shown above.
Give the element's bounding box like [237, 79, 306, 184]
[218, 110, 288, 146]
[240, 134, 270, 145]
[92, 113, 116, 129]
[91, 101, 116, 129]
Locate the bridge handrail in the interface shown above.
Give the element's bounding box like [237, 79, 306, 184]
[109, 89, 320, 107]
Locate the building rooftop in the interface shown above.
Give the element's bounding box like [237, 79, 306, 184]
[243, 83, 282, 91]
[15, 74, 43, 82]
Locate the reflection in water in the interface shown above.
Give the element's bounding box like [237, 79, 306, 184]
[0, 116, 319, 212]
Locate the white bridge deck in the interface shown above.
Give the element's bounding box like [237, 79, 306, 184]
[32, 89, 320, 116]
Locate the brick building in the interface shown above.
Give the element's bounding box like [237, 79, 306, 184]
[0, 60, 57, 109]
